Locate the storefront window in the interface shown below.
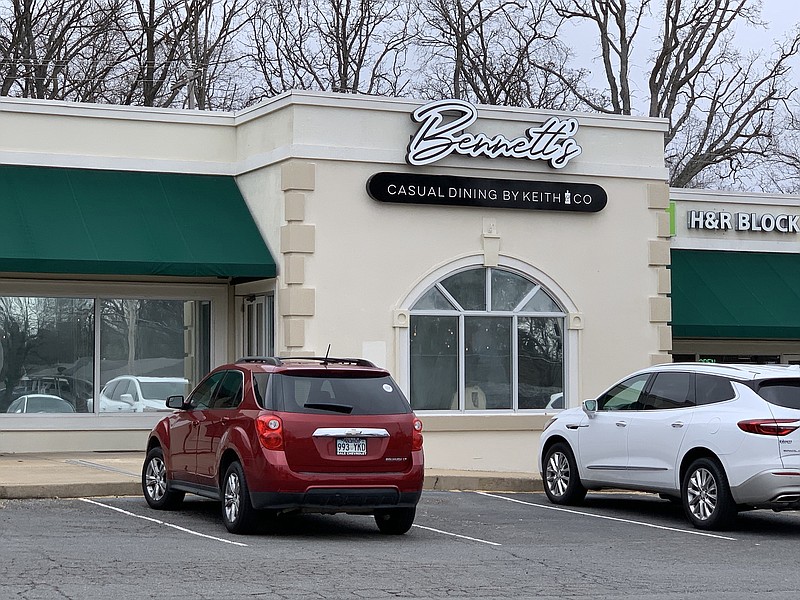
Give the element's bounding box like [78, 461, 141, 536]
[410, 267, 566, 411]
[0, 295, 211, 415]
[465, 316, 511, 409]
[410, 316, 458, 410]
[0, 297, 94, 414]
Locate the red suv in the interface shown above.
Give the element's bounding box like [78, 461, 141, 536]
[141, 357, 424, 534]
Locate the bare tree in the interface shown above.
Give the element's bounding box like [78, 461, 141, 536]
[116, 0, 247, 108]
[245, 0, 414, 101]
[549, 0, 800, 188]
[0, 0, 133, 101]
[170, 0, 250, 109]
[414, 0, 587, 109]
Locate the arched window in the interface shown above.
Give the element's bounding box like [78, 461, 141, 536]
[409, 266, 565, 411]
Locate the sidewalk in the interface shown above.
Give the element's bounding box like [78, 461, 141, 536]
[0, 452, 542, 500]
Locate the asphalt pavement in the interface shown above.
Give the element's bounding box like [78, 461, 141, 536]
[0, 451, 543, 499]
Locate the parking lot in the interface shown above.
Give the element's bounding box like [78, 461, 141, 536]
[4, 490, 800, 599]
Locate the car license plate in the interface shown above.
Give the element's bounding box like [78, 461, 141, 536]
[336, 437, 367, 456]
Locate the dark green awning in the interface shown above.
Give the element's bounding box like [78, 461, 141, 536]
[671, 249, 800, 339]
[0, 165, 275, 280]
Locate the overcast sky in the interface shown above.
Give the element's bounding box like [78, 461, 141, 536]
[557, 1, 800, 112]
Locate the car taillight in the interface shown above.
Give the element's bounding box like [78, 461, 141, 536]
[256, 415, 284, 450]
[737, 419, 800, 436]
[412, 418, 423, 451]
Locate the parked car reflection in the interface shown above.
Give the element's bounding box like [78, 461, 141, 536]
[89, 376, 190, 412]
[7, 394, 76, 413]
[0, 374, 93, 412]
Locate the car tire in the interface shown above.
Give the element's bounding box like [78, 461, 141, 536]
[142, 447, 185, 510]
[543, 442, 587, 505]
[374, 507, 416, 535]
[221, 461, 257, 534]
[681, 457, 737, 530]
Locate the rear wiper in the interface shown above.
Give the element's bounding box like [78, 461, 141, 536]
[303, 402, 354, 414]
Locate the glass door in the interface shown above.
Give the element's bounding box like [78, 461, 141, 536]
[244, 295, 274, 358]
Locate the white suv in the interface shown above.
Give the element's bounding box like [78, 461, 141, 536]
[92, 376, 189, 412]
[539, 363, 800, 530]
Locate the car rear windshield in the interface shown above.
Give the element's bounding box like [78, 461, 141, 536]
[755, 379, 800, 410]
[269, 373, 411, 415]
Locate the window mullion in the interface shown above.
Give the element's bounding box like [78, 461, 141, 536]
[436, 283, 463, 311]
[486, 267, 492, 311]
[458, 314, 465, 412]
[514, 284, 541, 312]
[512, 315, 518, 411]
[93, 296, 101, 415]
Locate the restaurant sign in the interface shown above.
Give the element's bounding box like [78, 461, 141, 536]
[406, 99, 582, 169]
[367, 172, 606, 212]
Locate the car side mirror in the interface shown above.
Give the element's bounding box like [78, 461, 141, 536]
[120, 393, 134, 405]
[166, 395, 190, 410]
[582, 399, 598, 416]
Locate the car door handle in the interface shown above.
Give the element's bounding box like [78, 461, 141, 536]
[671, 421, 685, 428]
[615, 421, 627, 428]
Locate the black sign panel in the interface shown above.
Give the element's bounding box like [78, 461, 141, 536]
[366, 172, 606, 212]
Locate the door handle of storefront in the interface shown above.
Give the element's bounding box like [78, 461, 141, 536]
[615, 421, 627, 428]
[671, 421, 685, 428]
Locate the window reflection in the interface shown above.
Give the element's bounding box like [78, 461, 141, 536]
[0, 297, 94, 414]
[0, 295, 211, 415]
[465, 317, 511, 410]
[410, 268, 565, 412]
[518, 317, 563, 409]
[97, 299, 207, 412]
[410, 315, 458, 410]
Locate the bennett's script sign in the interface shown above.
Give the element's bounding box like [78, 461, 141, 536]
[406, 99, 582, 169]
[367, 172, 606, 212]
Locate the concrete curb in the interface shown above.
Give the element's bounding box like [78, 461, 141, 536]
[1, 476, 541, 500]
[0, 481, 142, 500]
[424, 474, 543, 493]
[0, 452, 543, 499]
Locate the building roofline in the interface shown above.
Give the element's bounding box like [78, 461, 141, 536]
[0, 90, 670, 132]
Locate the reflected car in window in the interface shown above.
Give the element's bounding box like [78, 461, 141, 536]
[7, 394, 76, 413]
[90, 376, 190, 412]
[539, 363, 800, 530]
[142, 356, 424, 535]
[1, 375, 93, 412]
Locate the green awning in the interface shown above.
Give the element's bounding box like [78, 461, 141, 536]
[0, 165, 275, 280]
[671, 249, 800, 339]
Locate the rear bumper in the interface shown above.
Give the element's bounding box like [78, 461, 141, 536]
[246, 449, 424, 513]
[251, 488, 422, 512]
[732, 469, 800, 508]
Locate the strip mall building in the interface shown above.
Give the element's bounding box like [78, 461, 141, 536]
[1, 91, 796, 473]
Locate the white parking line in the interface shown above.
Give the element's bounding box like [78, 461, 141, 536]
[79, 498, 248, 547]
[413, 524, 501, 546]
[477, 492, 737, 541]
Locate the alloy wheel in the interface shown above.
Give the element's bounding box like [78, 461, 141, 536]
[145, 456, 166, 502]
[686, 467, 718, 521]
[546, 451, 570, 497]
[224, 471, 241, 524]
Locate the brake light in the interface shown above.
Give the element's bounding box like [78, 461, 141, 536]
[256, 415, 284, 450]
[737, 419, 800, 436]
[412, 418, 423, 451]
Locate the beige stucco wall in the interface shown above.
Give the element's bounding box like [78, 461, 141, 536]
[0, 92, 670, 472]
[233, 95, 670, 400]
[232, 94, 670, 472]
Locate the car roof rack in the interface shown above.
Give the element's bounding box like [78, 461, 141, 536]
[235, 356, 378, 368]
[235, 356, 283, 365]
[279, 356, 378, 367]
